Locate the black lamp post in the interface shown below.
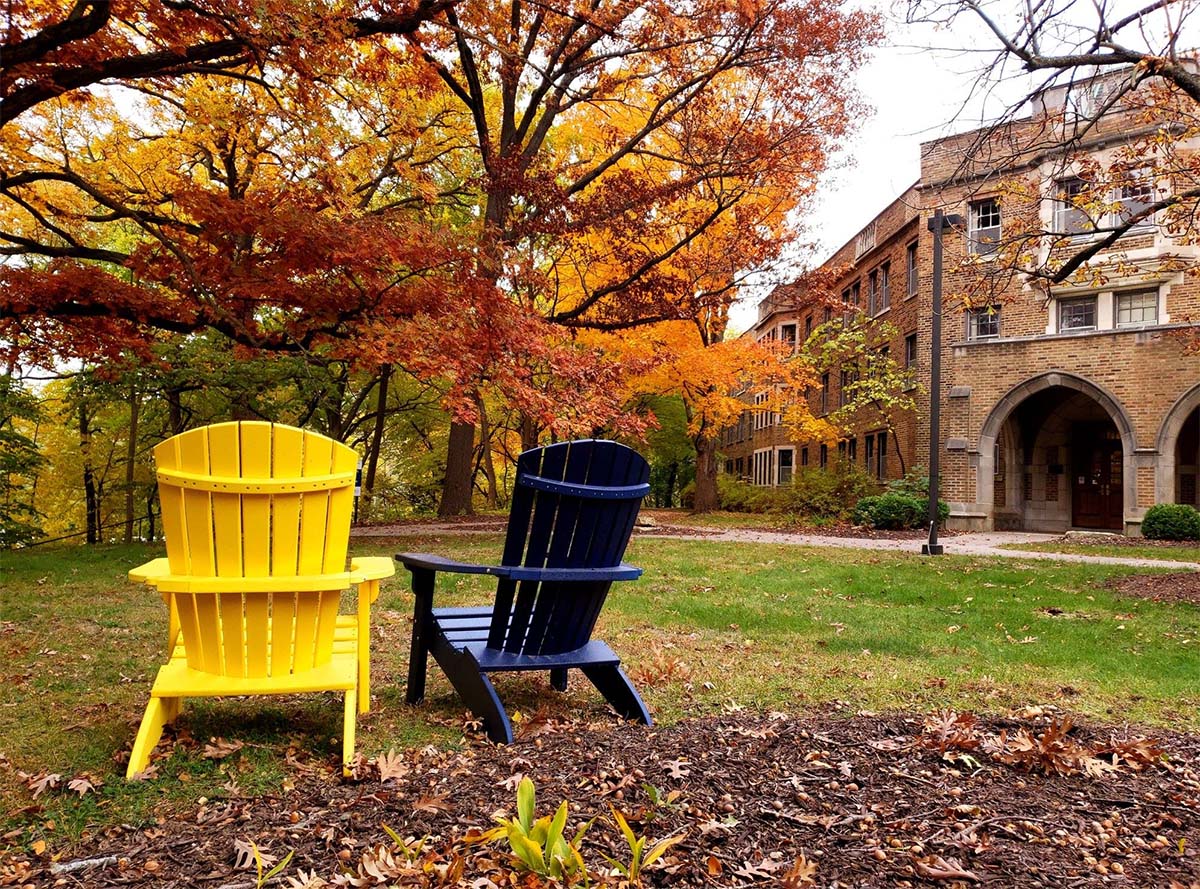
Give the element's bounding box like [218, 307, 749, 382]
[922, 209, 965, 556]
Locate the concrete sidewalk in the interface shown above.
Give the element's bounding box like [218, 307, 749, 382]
[353, 522, 1199, 570]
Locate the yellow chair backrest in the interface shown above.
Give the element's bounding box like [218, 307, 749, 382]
[154, 421, 358, 680]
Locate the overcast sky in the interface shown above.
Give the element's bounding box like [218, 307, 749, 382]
[728, 9, 1027, 333]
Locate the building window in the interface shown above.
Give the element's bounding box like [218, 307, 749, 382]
[878, 262, 890, 311]
[819, 443, 828, 469]
[753, 449, 773, 486]
[968, 198, 1001, 255]
[838, 369, 850, 407]
[822, 306, 832, 325]
[777, 449, 794, 485]
[1115, 176, 1155, 229]
[1116, 289, 1158, 326]
[753, 392, 774, 430]
[800, 447, 809, 467]
[906, 242, 918, 296]
[904, 332, 918, 369]
[867, 270, 878, 315]
[838, 440, 847, 459]
[780, 323, 797, 352]
[725, 459, 734, 474]
[820, 373, 829, 415]
[1054, 177, 1091, 236]
[864, 435, 874, 473]
[1058, 296, 1097, 332]
[735, 456, 744, 477]
[875, 431, 888, 480]
[966, 305, 1001, 340]
[804, 315, 813, 341]
[848, 437, 857, 463]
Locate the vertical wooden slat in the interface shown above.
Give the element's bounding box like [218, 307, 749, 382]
[155, 438, 188, 575]
[298, 432, 333, 576]
[271, 425, 305, 578]
[240, 422, 273, 577]
[244, 592, 270, 677]
[271, 593, 295, 676]
[175, 593, 203, 670]
[314, 589, 340, 666]
[207, 424, 244, 676]
[505, 444, 567, 653]
[292, 591, 320, 672]
[324, 443, 356, 572]
[179, 428, 221, 673]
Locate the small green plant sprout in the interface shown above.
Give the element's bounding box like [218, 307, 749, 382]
[250, 841, 294, 889]
[475, 776, 592, 882]
[641, 782, 682, 822]
[603, 807, 685, 885]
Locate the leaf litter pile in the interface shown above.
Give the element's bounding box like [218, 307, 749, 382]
[8, 708, 1200, 888]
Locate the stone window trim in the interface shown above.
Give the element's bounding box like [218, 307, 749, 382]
[1051, 172, 1157, 239]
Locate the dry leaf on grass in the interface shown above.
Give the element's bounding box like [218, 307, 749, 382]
[202, 737, 244, 760]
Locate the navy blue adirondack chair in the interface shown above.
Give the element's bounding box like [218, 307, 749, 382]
[396, 439, 652, 743]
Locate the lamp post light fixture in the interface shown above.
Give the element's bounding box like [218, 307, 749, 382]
[922, 209, 965, 556]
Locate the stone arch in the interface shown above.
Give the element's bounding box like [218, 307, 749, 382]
[974, 371, 1137, 528]
[1155, 382, 1200, 504]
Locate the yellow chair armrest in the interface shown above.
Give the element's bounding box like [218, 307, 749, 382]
[146, 573, 354, 593]
[129, 558, 171, 583]
[349, 556, 396, 583]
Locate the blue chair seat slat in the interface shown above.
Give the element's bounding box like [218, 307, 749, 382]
[469, 640, 620, 672]
[520, 474, 650, 500]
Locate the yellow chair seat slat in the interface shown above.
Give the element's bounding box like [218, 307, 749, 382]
[150, 653, 357, 697]
[155, 468, 356, 494]
[125, 421, 395, 781]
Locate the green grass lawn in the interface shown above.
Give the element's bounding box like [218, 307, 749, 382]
[2, 535, 1198, 843]
[998, 540, 1200, 562]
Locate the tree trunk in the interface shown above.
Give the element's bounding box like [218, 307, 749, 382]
[123, 382, 140, 544]
[692, 435, 719, 512]
[665, 462, 678, 508]
[477, 395, 499, 508]
[166, 387, 185, 435]
[518, 413, 541, 453]
[359, 364, 391, 522]
[145, 486, 157, 542]
[80, 404, 98, 544]
[438, 420, 476, 517]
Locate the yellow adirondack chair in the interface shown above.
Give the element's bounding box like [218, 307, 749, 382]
[126, 421, 393, 779]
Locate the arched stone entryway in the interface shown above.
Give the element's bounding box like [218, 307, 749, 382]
[1157, 383, 1200, 507]
[975, 372, 1137, 532]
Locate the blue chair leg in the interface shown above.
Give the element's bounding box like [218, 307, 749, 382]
[550, 668, 569, 691]
[581, 664, 652, 726]
[443, 656, 514, 744]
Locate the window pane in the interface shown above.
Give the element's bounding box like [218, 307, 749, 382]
[967, 305, 1000, 340]
[970, 199, 1002, 255]
[879, 263, 890, 309]
[1059, 297, 1096, 331]
[904, 332, 918, 368]
[906, 243, 918, 295]
[1055, 178, 1091, 235]
[1116, 290, 1158, 326]
[1116, 177, 1155, 229]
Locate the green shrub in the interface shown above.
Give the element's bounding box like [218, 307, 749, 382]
[1141, 503, 1200, 540]
[716, 468, 876, 520]
[853, 491, 949, 530]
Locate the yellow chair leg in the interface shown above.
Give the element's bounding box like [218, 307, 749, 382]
[127, 697, 169, 780]
[163, 696, 183, 722]
[342, 688, 357, 777]
[357, 582, 373, 715]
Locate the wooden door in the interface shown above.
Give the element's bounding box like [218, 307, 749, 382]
[1072, 432, 1123, 530]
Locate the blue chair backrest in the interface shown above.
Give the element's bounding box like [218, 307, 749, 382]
[488, 440, 650, 656]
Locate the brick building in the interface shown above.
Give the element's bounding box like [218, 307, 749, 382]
[722, 72, 1200, 534]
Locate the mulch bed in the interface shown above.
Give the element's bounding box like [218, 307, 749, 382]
[1108, 572, 1200, 605]
[13, 709, 1200, 888]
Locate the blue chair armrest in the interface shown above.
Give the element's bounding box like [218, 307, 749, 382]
[395, 553, 509, 577]
[505, 563, 642, 582]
